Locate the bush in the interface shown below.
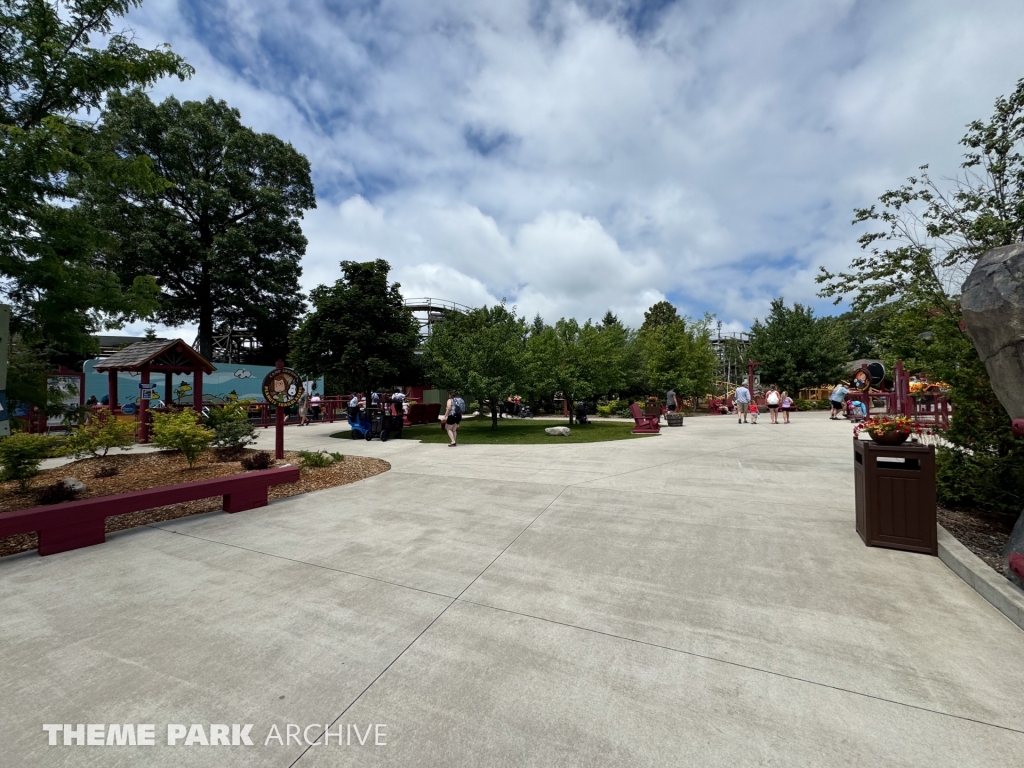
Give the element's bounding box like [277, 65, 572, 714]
[297, 450, 344, 470]
[205, 402, 258, 453]
[0, 433, 55, 490]
[36, 481, 80, 506]
[94, 465, 120, 478]
[794, 399, 830, 411]
[151, 409, 214, 469]
[63, 414, 136, 458]
[240, 451, 274, 471]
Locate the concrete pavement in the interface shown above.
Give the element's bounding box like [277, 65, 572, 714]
[1, 412, 1022, 766]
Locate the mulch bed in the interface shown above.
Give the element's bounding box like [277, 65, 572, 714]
[0, 449, 389, 558]
[937, 505, 1017, 578]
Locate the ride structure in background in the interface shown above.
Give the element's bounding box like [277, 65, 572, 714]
[404, 298, 471, 343]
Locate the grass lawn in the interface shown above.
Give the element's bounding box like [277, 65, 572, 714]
[333, 417, 655, 445]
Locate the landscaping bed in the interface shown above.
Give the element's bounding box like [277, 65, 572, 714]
[0, 449, 389, 558]
[938, 505, 1017, 579]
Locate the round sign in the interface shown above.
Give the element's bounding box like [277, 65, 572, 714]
[262, 367, 304, 407]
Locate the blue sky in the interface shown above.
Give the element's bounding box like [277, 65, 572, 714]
[121, 0, 1024, 335]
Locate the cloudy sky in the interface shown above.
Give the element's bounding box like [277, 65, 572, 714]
[121, 0, 1024, 336]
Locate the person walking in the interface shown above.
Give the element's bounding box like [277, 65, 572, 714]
[765, 385, 781, 424]
[666, 387, 677, 414]
[829, 382, 849, 420]
[780, 391, 793, 423]
[310, 392, 321, 421]
[748, 400, 760, 424]
[296, 390, 310, 426]
[734, 382, 751, 423]
[444, 390, 465, 447]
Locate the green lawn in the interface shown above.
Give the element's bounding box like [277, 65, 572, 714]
[332, 417, 655, 445]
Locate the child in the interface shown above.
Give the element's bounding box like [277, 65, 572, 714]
[780, 392, 793, 424]
[748, 401, 759, 424]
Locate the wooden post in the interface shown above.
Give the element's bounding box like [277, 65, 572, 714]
[139, 366, 150, 443]
[108, 369, 118, 410]
[165, 372, 173, 406]
[193, 369, 203, 411]
[275, 360, 285, 459]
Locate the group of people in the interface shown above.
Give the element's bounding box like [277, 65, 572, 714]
[345, 388, 407, 421]
[500, 395, 524, 418]
[732, 383, 794, 424]
[294, 391, 322, 426]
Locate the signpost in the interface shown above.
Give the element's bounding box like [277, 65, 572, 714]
[0, 305, 8, 438]
[261, 361, 303, 459]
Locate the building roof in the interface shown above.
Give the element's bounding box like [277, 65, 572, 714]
[93, 339, 215, 374]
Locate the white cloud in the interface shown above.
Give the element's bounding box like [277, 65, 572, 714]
[118, 0, 1024, 332]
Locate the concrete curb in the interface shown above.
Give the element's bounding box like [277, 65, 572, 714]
[937, 524, 1024, 632]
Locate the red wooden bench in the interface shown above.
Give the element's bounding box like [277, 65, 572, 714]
[629, 403, 661, 434]
[0, 466, 300, 556]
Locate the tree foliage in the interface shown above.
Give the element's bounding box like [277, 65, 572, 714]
[818, 77, 1024, 514]
[747, 299, 848, 393]
[526, 318, 629, 424]
[636, 302, 717, 402]
[422, 303, 527, 429]
[88, 90, 315, 361]
[290, 260, 420, 394]
[0, 0, 191, 354]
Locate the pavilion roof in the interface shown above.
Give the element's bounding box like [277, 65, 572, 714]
[93, 339, 215, 375]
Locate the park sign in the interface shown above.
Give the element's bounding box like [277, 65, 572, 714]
[0, 304, 8, 437]
[261, 366, 303, 408]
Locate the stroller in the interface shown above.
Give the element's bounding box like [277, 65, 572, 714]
[575, 401, 591, 425]
[518, 404, 534, 418]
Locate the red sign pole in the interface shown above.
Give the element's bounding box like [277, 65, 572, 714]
[275, 360, 285, 459]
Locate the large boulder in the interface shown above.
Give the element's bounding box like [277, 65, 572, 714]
[961, 242, 1024, 432]
[962, 242, 1024, 585]
[544, 426, 570, 437]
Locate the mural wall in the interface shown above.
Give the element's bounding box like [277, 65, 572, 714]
[81, 360, 324, 406]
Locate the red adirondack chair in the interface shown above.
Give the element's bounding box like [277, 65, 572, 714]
[629, 403, 660, 434]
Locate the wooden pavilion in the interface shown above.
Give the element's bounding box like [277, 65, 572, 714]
[94, 339, 215, 442]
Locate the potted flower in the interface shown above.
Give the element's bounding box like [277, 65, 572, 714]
[853, 416, 925, 445]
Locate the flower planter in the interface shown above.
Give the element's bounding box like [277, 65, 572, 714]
[869, 431, 910, 446]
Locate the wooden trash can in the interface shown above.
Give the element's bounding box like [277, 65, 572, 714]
[854, 439, 936, 555]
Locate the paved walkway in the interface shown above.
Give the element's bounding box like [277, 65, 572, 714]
[2, 413, 1022, 766]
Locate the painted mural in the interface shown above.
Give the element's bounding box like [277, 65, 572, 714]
[82, 360, 324, 406]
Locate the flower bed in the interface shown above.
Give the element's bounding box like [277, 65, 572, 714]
[0, 449, 389, 558]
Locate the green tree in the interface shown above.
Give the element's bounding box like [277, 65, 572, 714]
[290, 260, 420, 394]
[746, 299, 848, 393]
[818, 77, 1024, 514]
[636, 302, 718, 405]
[0, 0, 190, 355]
[86, 90, 315, 361]
[422, 303, 527, 429]
[526, 318, 619, 424]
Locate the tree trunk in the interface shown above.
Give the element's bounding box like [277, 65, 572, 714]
[567, 397, 574, 425]
[197, 256, 214, 361]
[490, 398, 498, 430]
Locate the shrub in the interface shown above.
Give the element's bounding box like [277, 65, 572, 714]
[240, 451, 274, 471]
[36, 481, 80, 506]
[794, 399, 830, 411]
[0, 433, 55, 490]
[297, 450, 344, 470]
[94, 465, 120, 478]
[205, 402, 258, 453]
[151, 409, 214, 468]
[63, 414, 136, 458]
